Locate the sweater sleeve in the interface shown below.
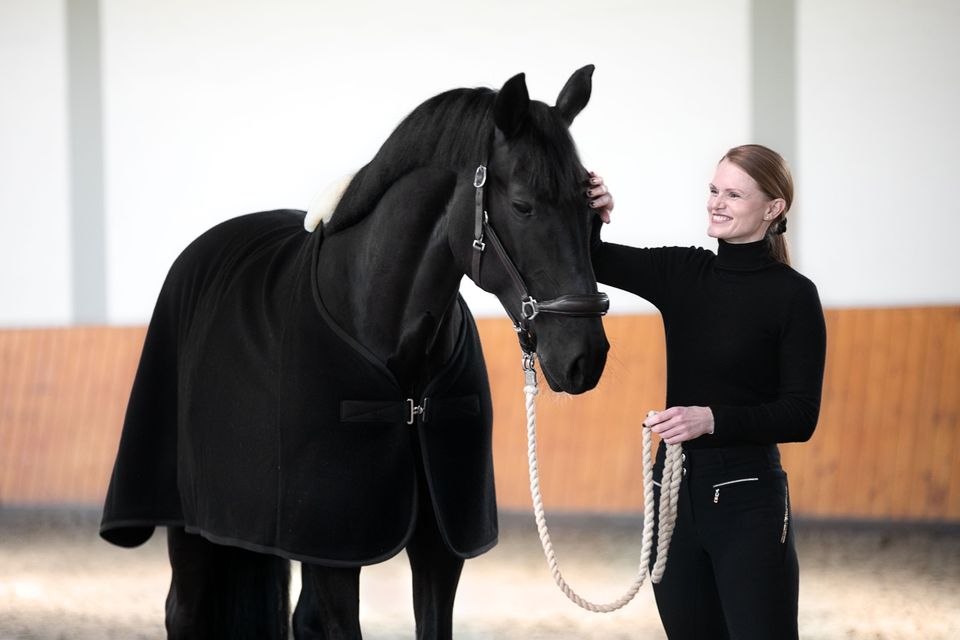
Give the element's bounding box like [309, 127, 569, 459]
[591, 219, 700, 307]
[710, 280, 827, 444]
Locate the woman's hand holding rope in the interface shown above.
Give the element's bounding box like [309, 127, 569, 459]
[643, 406, 715, 444]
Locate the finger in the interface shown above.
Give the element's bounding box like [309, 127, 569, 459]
[652, 408, 680, 427]
[658, 406, 682, 422]
[599, 209, 611, 224]
[659, 423, 692, 444]
[590, 193, 612, 209]
[663, 433, 687, 445]
[657, 426, 682, 444]
[650, 415, 680, 434]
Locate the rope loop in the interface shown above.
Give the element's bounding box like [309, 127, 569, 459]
[524, 357, 682, 613]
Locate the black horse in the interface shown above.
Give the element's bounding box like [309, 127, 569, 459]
[101, 65, 609, 639]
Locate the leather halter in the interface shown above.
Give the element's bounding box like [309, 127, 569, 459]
[470, 164, 609, 356]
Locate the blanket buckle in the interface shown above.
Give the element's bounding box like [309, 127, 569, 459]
[406, 398, 426, 425]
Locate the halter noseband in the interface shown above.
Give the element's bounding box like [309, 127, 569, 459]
[470, 164, 609, 355]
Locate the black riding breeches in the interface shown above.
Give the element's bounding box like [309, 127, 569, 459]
[651, 444, 798, 640]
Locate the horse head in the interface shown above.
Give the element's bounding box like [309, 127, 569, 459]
[450, 66, 609, 394]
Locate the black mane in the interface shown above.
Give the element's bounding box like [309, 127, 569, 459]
[325, 88, 494, 233]
[324, 85, 586, 234]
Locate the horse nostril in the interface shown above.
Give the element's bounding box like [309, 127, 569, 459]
[566, 354, 594, 393]
[567, 343, 607, 393]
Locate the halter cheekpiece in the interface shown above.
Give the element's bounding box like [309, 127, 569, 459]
[470, 164, 610, 356]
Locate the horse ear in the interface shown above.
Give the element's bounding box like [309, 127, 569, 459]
[494, 72, 530, 138]
[555, 64, 594, 125]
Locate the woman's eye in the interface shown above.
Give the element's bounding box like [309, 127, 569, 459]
[512, 200, 533, 215]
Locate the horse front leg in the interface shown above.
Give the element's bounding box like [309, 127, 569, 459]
[166, 527, 290, 640]
[294, 563, 362, 639]
[406, 491, 465, 640]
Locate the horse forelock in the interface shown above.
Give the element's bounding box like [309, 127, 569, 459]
[512, 102, 586, 204]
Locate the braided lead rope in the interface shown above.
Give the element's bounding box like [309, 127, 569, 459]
[523, 367, 683, 612]
[651, 440, 684, 583]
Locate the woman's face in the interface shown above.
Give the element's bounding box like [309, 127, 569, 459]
[706, 159, 781, 243]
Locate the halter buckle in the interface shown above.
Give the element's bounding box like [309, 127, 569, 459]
[521, 297, 540, 321]
[473, 165, 487, 188]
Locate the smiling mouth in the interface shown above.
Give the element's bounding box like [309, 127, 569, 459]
[711, 214, 732, 223]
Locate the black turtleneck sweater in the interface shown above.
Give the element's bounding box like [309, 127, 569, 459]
[592, 237, 827, 449]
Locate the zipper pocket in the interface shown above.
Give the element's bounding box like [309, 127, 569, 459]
[712, 477, 759, 503]
[781, 485, 791, 543]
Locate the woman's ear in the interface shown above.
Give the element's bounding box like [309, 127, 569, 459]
[767, 198, 786, 219]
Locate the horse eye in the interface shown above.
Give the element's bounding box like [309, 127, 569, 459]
[512, 200, 533, 215]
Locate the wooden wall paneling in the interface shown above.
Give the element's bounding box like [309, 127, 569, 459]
[0, 327, 145, 505]
[910, 309, 947, 518]
[781, 310, 829, 515]
[824, 308, 863, 516]
[795, 309, 836, 516]
[926, 308, 959, 519]
[852, 308, 886, 518]
[84, 329, 109, 500]
[1, 307, 958, 521]
[12, 330, 34, 502]
[945, 309, 960, 520]
[862, 307, 895, 517]
[888, 309, 926, 518]
[480, 318, 528, 510]
[0, 331, 17, 501]
[77, 329, 103, 500]
[7, 330, 43, 503]
[62, 328, 85, 501]
[95, 328, 142, 500]
[25, 329, 52, 502]
[43, 329, 67, 502]
[0, 331, 23, 503]
[819, 309, 847, 513]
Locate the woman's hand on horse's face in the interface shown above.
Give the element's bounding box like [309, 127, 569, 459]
[644, 406, 715, 444]
[586, 171, 614, 223]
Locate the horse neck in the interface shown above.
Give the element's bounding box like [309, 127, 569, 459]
[316, 167, 464, 393]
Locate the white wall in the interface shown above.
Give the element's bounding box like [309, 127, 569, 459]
[99, 0, 749, 322]
[1, 0, 957, 326]
[797, 0, 960, 306]
[0, 0, 71, 326]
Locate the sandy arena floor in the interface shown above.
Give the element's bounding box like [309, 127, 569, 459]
[1, 509, 958, 639]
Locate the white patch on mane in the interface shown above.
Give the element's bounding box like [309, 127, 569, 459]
[304, 173, 355, 232]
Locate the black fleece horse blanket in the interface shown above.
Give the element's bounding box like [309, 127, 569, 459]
[100, 210, 497, 566]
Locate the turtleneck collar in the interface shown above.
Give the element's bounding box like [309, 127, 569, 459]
[715, 238, 778, 271]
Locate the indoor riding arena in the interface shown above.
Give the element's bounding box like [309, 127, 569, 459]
[2, 1, 959, 639]
[3, 316, 958, 639]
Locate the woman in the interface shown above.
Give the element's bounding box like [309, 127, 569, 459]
[586, 144, 826, 639]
